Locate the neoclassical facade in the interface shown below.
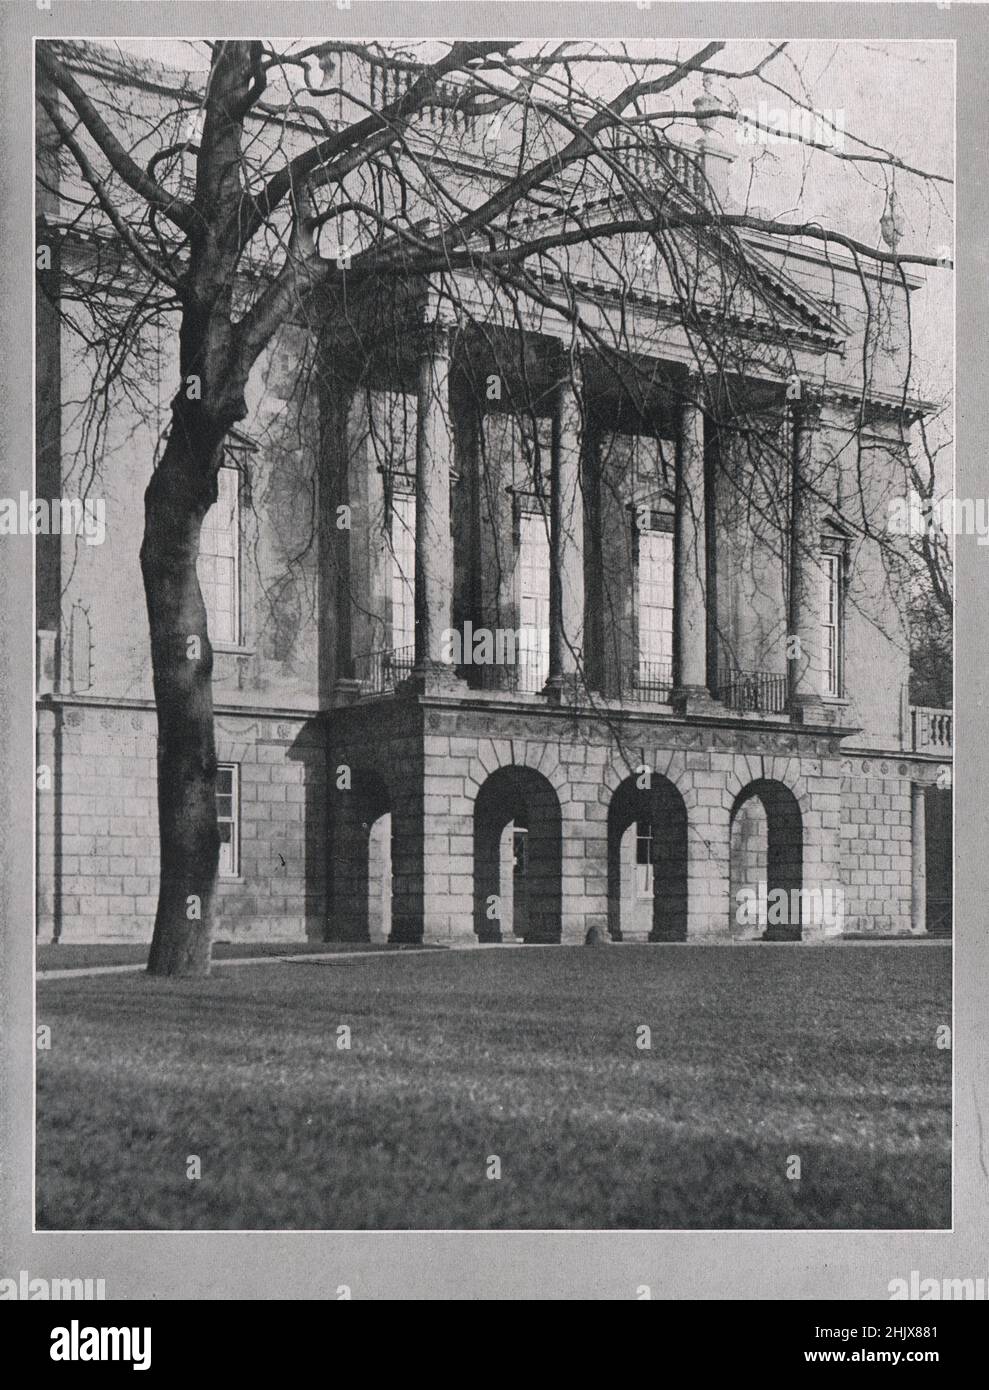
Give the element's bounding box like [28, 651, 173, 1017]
[318, 279, 951, 947]
[34, 46, 952, 948]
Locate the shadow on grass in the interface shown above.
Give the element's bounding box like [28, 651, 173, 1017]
[37, 945, 951, 1230]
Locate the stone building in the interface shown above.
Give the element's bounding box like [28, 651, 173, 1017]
[35, 45, 952, 947]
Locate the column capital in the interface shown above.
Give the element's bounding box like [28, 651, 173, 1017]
[790, 392, 824, 433]
[547, 340, 585, 395]
[679, 366, 723, 416]
[416, 317, 453, 360]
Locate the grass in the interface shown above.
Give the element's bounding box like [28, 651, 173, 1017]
[36, 943, 951, 1230]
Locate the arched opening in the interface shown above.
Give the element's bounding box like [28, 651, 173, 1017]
[473, 767, 562, 943]
[729, 779, 803, 941]
[607, 774, 688, 941]
[730, 794, 768, 938]
[329, 767, 393, 942]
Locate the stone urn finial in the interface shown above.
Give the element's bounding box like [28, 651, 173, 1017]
[880, 184, 904, 251]
[693, 72, 720, 133]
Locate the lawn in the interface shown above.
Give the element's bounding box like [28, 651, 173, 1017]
[36, 944, 951, 1230]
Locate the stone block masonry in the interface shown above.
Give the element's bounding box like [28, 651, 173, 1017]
[36, 700, 325, 944]
[327, 695, 891, 946]
[839, 752, 947, 935]
[37, 697, 946, 947]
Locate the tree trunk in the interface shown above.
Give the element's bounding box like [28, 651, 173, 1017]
[141, 435, 222, 977]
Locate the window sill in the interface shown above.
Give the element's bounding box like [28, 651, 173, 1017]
[213, 644, 256, 657]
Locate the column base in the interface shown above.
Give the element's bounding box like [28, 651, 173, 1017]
[671, 685, 720, 717]
[399, 662, 468, 697]
[542, 671, 586, 704]
[789, 695, 845, 730]
[332, 677, 364, 707]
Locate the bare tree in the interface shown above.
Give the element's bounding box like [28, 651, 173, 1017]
[36, 38, 952, 976]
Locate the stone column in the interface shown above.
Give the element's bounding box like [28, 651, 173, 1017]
[409, 319, 463, 692]
[789, 398, 826, 720]
[592, 432, 635, 698]
[320, 372, 393, 706]
[318, 368, 356, 705]
[673, 375, 713, 711]
[545, 366, 585, 698]
[331, 385, 361, 704]
[911, 783, 927, 935]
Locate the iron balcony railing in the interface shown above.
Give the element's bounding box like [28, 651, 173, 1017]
[474, 650, 548, 694]
[353, 644, 415, 696]
[354, 646, 553, 697]
[628, 659, 674, 704]
[715, 667, 789, 715]
[910, 705, 953, 756]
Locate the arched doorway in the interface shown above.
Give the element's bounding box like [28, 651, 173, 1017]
[329, 767, 393, 941]
[473, 767, 562, 943]
[607, 774, 688, 941]
[730, 793, 768, 939]
[729, 780, 803, 941]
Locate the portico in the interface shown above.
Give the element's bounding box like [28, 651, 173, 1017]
[318, 276, 895, 947]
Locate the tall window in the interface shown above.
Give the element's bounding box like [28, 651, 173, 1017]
[821, 552, 842, 697]
[216, 764, 240, 878]
[518, 509, 551, 690]
[199, 464, 241, 646]
[391, 490, 416, 653]
[637, 512, 675, 687]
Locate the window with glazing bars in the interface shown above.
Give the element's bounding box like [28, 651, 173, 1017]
[216, 764, 239, 879]
[637, 517, 674, 683]
[198, 464, 241, 646]
[821, 552, 842, 697]
[518, 510, 551, 689]
[390, 490, 416, 653]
